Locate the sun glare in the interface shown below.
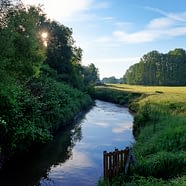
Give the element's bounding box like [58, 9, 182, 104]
[41, 32, 48, 39]
[41, 32, 48, 47]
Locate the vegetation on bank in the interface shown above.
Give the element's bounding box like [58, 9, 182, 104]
[95, 84, 186, 186]
[94, 84, 141, 106]
[0, 0, 99, 158]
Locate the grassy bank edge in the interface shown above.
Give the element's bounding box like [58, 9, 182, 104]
[94, 84, 186, 186]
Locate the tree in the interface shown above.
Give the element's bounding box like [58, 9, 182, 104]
[0, 3, 46, 82]
[123, 49, 186, 86]
[102, 76, 119, 84]
[82, 63, 100, 86]
[0, 1, 93, 156]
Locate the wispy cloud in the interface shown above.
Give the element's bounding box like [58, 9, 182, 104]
[145, 7, 186, 22]
[113, 9, 186, 44]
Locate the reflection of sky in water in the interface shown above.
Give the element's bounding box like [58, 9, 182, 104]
[41, 100, 134, 186]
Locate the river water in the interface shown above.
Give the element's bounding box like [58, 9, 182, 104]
[0, 100, 134, 186]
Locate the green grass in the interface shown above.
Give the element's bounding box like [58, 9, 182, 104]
[96, 84, 186, 186]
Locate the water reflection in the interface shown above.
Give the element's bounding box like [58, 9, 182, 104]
[0, 121, 83, 186]
[0, 100, 134, 186]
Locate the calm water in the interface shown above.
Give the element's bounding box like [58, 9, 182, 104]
[0, 100, 134, 186]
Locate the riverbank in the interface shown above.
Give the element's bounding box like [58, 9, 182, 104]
[0, 79, 93, 169]
[0, 100, 134, 186]
[95, 84, 186, 186]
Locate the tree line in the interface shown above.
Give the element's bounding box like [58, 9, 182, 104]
[124, 48, 186, 85]
[102, 76, 123, 84]
[0, 0, 99, 156]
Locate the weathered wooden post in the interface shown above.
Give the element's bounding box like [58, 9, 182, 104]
[103, 150, 108, 178]
[114, 148, 119, 176]
[103, 147, 131, 180]
[108, 152, 112, 179]
[124, 147, 130, 174]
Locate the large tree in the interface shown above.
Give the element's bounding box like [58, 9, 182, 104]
[0, 2, 46, 82]
[43, 20, 84, 88]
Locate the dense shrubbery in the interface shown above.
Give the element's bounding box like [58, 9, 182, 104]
[0, 76, 92, 154]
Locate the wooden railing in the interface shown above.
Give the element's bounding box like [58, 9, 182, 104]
[103, 147, 131, 180]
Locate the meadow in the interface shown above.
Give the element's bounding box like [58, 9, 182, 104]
[96, 84, 186, 186]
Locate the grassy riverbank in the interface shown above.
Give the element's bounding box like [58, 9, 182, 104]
[95, 84, 186, 186]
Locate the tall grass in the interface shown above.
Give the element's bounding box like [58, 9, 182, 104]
[95, 84, 186, 186]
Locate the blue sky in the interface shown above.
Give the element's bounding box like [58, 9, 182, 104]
[22, 0, 186, 78]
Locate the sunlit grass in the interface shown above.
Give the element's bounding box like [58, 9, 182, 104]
[105, 84, 186, 95]
[96, 84, 186, 186]
[101, 84, 186, 115]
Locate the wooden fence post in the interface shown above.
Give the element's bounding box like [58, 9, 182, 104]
[103, 147, 131, 180]
[103, 150, 108, 178]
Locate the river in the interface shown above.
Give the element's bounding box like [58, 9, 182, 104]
[0, 100, 135, 186]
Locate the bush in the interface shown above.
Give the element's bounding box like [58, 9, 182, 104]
[0, 77, 92, 154]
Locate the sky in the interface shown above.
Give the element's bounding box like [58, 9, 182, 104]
[22, 0, 186, 79]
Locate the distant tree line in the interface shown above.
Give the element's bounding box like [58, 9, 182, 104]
[102, 76, 123, 84]
[0, 0, 99, 155]
[124, 48, 186, 85]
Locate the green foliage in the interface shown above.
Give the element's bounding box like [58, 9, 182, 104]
[28, 77, 92, 132]
[0, 1, 93, 157]
[102, 76, 122, 84]
[98, 175, 186, 186]
[94, 87, 141, 105]
[96, 85, 186, 186]
[0, 4, 46, 82]
[131, 100, 186, 181]
[43, 20, 86, 88]
[133, 151, 186, 178]
[82, 63, 100, 86]
[124, 48, 186, 85]
[0, 75, 92, 154]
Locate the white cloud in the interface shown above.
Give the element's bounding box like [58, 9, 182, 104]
[113, 30, 156, 43]
[148, 17, 174, 29]
[113, 10, 186, 44]
[113, 26, 186, 44]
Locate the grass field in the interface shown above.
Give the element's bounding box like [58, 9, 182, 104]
[96, 84, 186, 186]
[104, 84, 186, 102]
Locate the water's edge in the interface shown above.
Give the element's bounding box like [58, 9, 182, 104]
[0, 100, 134, 186]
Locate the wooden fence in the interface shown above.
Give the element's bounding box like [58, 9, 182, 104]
[103, 147, 131, 180]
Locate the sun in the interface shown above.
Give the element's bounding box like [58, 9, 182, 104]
[41, 32, 48, 47]
[41, 32, 48, 39]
